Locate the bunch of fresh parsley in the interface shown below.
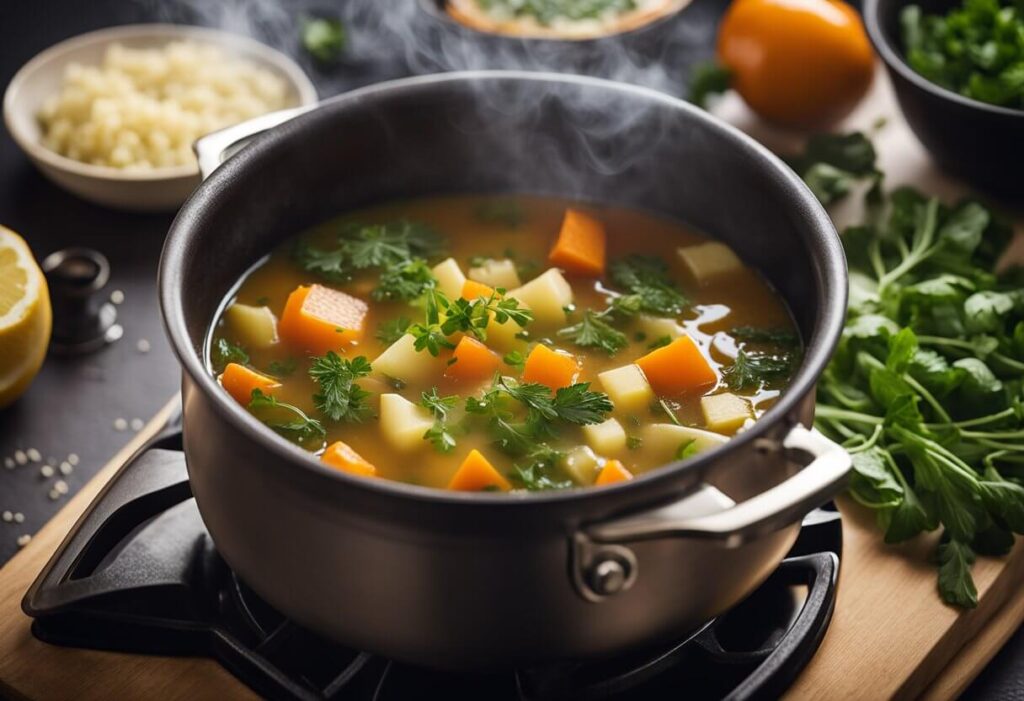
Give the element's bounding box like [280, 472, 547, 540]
[308, 352, 374, 423]
[408, 288, 533, 356]
[801, 134, 1024, 607]
[902, 0, 1024, 109]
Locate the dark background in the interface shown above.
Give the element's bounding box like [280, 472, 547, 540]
[0, 0, 1021, 697]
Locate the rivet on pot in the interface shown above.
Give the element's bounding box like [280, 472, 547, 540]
[589, 557, 631, 596]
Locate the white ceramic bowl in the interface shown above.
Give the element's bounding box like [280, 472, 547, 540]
[3, 24, 318, 212]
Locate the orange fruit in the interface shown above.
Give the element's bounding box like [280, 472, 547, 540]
[718, 0, 875, 128]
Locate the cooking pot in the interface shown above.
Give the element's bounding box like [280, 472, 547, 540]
[160, 71, 849, 670]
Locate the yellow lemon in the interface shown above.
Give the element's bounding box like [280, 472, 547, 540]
[0, 226, 51, 408]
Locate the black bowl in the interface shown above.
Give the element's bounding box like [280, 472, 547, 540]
[863, 0, 1024, 199]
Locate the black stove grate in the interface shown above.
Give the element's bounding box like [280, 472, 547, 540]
[23, 428, 841, 701]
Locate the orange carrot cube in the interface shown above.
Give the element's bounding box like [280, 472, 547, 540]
[548, 209, 606, 277]
[448, 449, 512, 491]
[522, 344, 579, 390]
[220, 363, 281, 406]
[461, 279, 496, 300]
[321, 441, 377, 478]
[446, 336, 500, 383]
[278, 284, 368, 355]
[635, 335, 717, 396]
[595, 459, 633, 486]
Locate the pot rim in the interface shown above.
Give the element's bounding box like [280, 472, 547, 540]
[863, 0, 1024, 120]
[160, 70, 846, 509]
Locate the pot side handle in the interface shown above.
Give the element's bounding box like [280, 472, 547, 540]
[193, 105, 317, 180]
[572, 425, 850, 602]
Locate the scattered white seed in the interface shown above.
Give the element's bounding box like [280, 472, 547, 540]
[136, 338, 151, 353]
[68, 453, 79, 466]
[13, 512, 24, 523]
[110, 289, 125, 305]
[40, 465, 55, 478]
[3, 458, 13, 469]
[113, 418, 128, 431]
[2, 511, 11, 522]
[130, 418, 144, 431]
[16, 534, 31, 547]
[60, 462, 73, 476]
[26, 448, 41, 462]
[55, 480, 69, 495]
[48, 489, 60, 500]
[14, 450, 27, 465]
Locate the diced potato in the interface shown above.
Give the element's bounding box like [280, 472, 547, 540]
[485, 303, 530, 351]
[380, 393, 435, 452]
[701, 393, 753, 434]
[582, 418, 626, 455]
[509, 268, 573, 327]
[562, 446, 599, 485]
[637, 314, 683, 342]
[225, 304, 279, 349]
[469, 258, 521, 290]
[641, 423, 729, 461]
[598, 364, 655, 414]
[677, 242, 743, 285]
[372, 335, 442, 385]
[432, 257, 467, 300]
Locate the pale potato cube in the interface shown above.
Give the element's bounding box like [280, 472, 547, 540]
[379, 393, 434, 452]
[701, 393, 753, 434]
[641, 423, 729, 461]
[598, 365, 655, 414]
[225, 304, 278, 349]
[677, 242, 743, 285]
[486, 309, 529, 351]
[563, 446, 599, 485]
[432, 258, 467, 300]
[372, 335, 441, 385]
[469, 258, 521, 290]
[638, 314, 683, 341]
[510, 268, 573, 327]
[582, 418, 627, 455]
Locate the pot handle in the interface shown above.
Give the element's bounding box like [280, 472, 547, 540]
[193, 105, 317, 180]
[572, 425, 849, 601]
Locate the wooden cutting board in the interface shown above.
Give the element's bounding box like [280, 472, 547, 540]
[1, 67, 1023, 701]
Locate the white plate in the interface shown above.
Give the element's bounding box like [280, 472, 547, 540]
[3, 24, 318, 212]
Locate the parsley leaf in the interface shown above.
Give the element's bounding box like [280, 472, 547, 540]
[557, 310, 628, 355]
[610, 256, 689, 316]
[689, 60, 732, 108]
[371, 258, 436, 302]
[510, 447, 573, 491]
[293, 220, 443, 284]
[308, 353, 373, 422]
[375, 317, 411, 345]
[409, 290, 533, 355]
[247, 389, 325, 447]
[267, 358, 297, 378]
[724, 349, 794, 390]
[420, 388, 461, 454]
[213, 338, 249, 371]
[503, 350, 526, 370]
[730, 326, 800, 346]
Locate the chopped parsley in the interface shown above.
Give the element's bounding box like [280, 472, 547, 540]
[372, 258, 437, 302]
[477, 0, 637, 25]
[408, 289, 533, 356]
[293, 220, 443, 284]
[610, 255, 689, 317]
[510, 447, 574, 491]
[375, 317, 411, 345]
[557, 309, 628, 356]
[213, 338, 249, 371]
[267, 358, 298, 378]
[308, 353, 374, 422]
[724, 349, 794, 390]
[420, 388, 460, 453]
[247, 389, 325, 447]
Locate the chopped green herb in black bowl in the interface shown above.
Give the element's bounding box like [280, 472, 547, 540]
[864, 0, 1024, 198]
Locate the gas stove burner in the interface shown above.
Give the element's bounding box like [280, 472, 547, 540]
[23, 425, 841, 701]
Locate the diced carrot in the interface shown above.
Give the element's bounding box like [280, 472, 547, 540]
[461, 278, 496, 300]
[220, 363, 280, 406]
[278, 284, 368, 355]
[448, 449, 512, 492]
[446, 336, 500, 382]
[548, 209, 606, 277]
[522, 344, 579, 390]
[635, 335, 717, 396]
[321, 441, 377, 478]
[595, 459, 633, 486]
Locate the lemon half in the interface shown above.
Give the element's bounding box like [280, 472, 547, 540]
[0, 226, 51, 408]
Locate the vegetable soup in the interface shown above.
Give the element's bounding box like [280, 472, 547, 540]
[209, 195, 801, 492]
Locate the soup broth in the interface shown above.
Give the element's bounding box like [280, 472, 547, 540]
[209, 195, 801, 491]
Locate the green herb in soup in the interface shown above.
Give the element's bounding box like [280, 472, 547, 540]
[901, 0, 1024, 109]
[209, 195, 800, 492]
[476, 0, 637, 25]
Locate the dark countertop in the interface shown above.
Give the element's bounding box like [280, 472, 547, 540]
[0, 0, 1021, 697]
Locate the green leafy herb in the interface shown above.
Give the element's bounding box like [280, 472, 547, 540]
[213, 338, 249, 371]
[477, 0, 636, 25]
[247, 389, 325, 447]
[626, 435, 643, 450]
[503, 350, 526, 370]
[610, 256, 689, 316]
[420, 388, 460, 453]
[375, 317, 411, 345]
[901, 0, 1024, 109]
[788, 132, 882, 205]
[731, 326, 800, 346]
[689, 61, 733, 108]
[308, 352, 373, 422]
[647, 335, 673, 350]
[511, 447, 574, 491]
[724, 349, 794, 390]
[301, 17, 346, 63]
[674, 439, 700, 460]
[557, 309, 628, 355]
[372, 258, 436, 302]
[813, 135, 1024, 607]
[408, 289, 533, 356]
[267, 358, 298, 378]
[293, 220, 443, 284]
